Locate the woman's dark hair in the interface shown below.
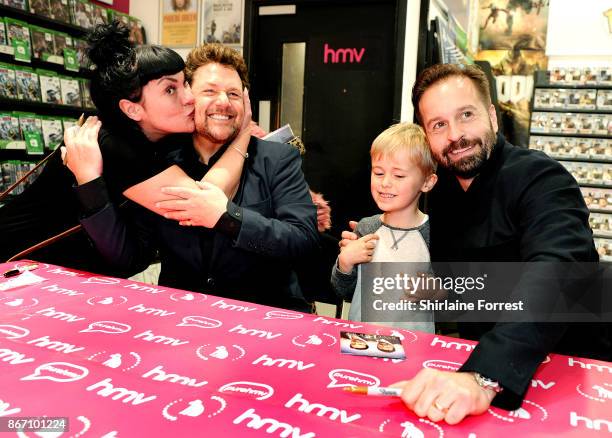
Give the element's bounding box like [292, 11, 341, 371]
[87, 21, 185, 129]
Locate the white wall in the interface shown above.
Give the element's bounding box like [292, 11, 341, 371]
[546, 0, 612, 66]
[130, 1, 159, 43]
[401, 0, 422, 121]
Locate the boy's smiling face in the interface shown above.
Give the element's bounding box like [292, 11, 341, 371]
[370, 150, 435, 219]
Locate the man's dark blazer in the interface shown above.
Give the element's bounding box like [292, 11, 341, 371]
[81, 136, 319, 312]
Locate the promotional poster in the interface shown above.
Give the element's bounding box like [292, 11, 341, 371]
[202, 0, 243, 45]
[476, 47, 547, 147]
[161, 0, 199, 47]
[477, 0, 549, 50]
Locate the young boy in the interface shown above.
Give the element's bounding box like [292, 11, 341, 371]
[331, 123, 438, 332]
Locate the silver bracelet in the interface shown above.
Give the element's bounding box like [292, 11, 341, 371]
[473, 372, 503, 393]
[232, 146, 248, 159]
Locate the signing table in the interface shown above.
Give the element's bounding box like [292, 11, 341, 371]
[0, 262, 610, 437]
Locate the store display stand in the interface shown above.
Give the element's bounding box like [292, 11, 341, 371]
[529, 69, 612, 262]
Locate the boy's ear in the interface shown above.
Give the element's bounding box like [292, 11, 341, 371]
[421, 173, 438, 193]
[119, 99, 143, 122]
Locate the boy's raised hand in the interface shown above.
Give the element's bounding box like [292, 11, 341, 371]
[337, 233, 379, 274]
[339, 220, 359, 247]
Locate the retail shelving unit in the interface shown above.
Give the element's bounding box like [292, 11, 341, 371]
[0, 2, 97, 199]
[529, 68, 612, 262]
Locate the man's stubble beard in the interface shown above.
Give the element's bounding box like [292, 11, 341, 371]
[436, 124, 497, 179]
[195, 117, 240, 146]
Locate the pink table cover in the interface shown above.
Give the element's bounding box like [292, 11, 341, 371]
[0, 261, 610, 437]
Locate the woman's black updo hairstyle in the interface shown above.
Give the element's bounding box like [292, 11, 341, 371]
[87, 21, 185, 129]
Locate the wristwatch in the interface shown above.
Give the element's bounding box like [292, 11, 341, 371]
[473, 372, 503, 393]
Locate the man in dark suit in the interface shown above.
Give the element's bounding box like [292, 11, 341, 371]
[81, 44, 319, 312]
[350, 64, 609, 423]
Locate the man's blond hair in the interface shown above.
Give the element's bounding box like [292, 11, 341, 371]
[370, 123, 437, 175]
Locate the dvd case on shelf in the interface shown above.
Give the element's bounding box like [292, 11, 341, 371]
[70, 0, 94, 30]
[0, 112, 22, 149]
[590, 213, 612, 238]
[16, 112, 41, 136]
[0, 62, 16, 99]
[597, 90, 612, 110]
[37, 69, 61, 104]
[91, 3, 109, 26]
[59, 75, 80, 106]
[16, 111, 44, 155]
[581, 187, 612, 212]
[50, 0, 71, 23]
[5, 1, 28, 12]
[52, 31, 72, 62]
[73, 37, 89, 68]
[30, 25, 56, 62]
[578, 114, 593, 135]
[29, 0, 53, 19]
[560, 161, 612, 187]
[40, 115, 63, 150]
[532, 111, 612, 136]
[594, 238, 612, 262]
[598, 67, 612, 86]
[0, 20, 7, 47]
[15, 66, 41, 101]
[79, 77, 93, 108]
[0, 160, 38, 195]
[5, 17, 32, 61]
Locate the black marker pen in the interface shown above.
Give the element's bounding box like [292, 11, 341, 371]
[2, 264, 39, 278]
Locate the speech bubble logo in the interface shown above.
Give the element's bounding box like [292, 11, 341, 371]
[0, 324, 30, 339]
[79, 321, 132, 334]
[21, 362, 89, 383]
[327, 369, 380, 389]
[422, 359, 461, 371]
[177, 316, 222, 329]
[218, 381, 274, 400]
[170, 292, 207, 302]
[82, 276, 121, 285]
[86, 296, 128, 306]
[263, 310, 303, 320]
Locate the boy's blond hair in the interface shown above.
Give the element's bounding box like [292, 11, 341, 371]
[370, 123, 437, 175]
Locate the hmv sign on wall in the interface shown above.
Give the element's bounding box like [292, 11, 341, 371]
[311, 37, 383, 71]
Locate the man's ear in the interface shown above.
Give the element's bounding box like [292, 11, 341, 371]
[421, 173, 438, 193]
[119, 99, 143, 122]
[488, 103, 498, 133]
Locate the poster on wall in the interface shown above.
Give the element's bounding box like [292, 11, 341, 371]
[476, 49, 547, 147]
[202, 0, 243, 45]
[477, 0, 549, 51]
[160, 0, 199, 47]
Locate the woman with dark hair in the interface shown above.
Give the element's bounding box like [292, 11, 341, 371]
[65, 21, 249, 209]
[0, 21, 249, 272]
